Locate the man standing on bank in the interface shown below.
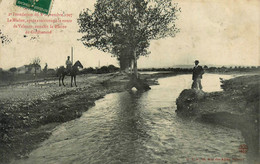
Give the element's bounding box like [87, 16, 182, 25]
[192, 60, 204, 90]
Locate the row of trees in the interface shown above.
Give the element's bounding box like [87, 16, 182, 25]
[2, 64, 120, 77]
[4, 64, 259, 75]
[205, 66, 260, 73]
[80, 65, 120, 74]
[139, 66, 260, 73]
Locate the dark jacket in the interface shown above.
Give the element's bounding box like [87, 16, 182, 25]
[192, 65, 204, 80]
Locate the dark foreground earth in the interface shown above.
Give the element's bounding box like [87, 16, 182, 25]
[0, 73, 135, 163]
[0, 71, 168, 164]
[0, 71, 259, 163]
[176, 75, 260, 163]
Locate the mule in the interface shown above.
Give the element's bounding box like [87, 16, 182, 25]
[57, 60, 83, 87]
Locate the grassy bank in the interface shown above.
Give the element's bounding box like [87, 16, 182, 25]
[176, 75, 260, 163]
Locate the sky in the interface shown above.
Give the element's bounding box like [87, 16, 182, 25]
[0, 0, 259, 69]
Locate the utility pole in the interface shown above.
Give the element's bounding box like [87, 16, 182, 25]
[71, 47, 73, 65]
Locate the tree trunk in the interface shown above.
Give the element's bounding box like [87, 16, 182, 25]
[119, 49, 138, 78]
[34, 67, 37, 77]
[124, 49, 151, 91]
[119, 55, 130, 73]
[129, 59, 134, 74]
[133, 49, 138, 78]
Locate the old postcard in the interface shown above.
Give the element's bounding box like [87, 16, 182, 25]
[0, 0, 259, 163]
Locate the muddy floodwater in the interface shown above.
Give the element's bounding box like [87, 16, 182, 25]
[13, 74, 246, 164]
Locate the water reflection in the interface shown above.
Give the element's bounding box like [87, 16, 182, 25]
[104, 92, 151, 163]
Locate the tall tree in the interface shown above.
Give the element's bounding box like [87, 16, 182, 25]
[31, 57, 41, 75]
[78, 0, 180, 77]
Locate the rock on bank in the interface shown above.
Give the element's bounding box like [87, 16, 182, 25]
[176, 75, 260, 163]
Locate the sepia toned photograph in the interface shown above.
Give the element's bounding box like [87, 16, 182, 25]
[0, 0, 259, 163]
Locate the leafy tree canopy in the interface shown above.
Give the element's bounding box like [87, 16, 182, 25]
[78, 0, 181, 60]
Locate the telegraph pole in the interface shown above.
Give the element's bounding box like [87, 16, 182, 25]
[71, 47, 73, 65]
